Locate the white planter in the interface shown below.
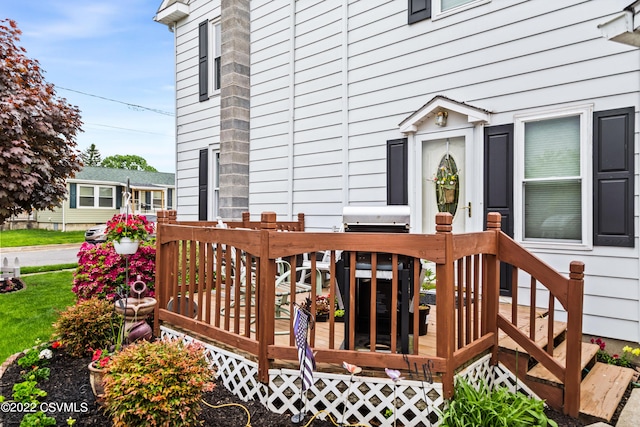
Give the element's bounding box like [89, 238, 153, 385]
[113, 237, 139, 255]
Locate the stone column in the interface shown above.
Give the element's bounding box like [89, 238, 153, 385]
[219, 0, 250, 220]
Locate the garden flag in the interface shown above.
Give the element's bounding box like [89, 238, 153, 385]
[293, 304, 315, 391]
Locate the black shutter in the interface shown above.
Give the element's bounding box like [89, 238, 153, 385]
[115, 186, 123, 209]
[484, 124, 514, 296]
[198, 149, 208, 221]
[168, 188, 173, 209]
[199, 21, 209, 102]
[593, 107, 634, 247]
[387, 138, 408, 205]
[69, 183, 77, 209]
[145, 192, 152, 210]
[408, 0, 431, 24]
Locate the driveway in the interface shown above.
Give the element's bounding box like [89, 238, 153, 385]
[0, 243, 82, 268]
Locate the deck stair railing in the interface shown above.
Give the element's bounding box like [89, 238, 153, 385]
[153, 210, 584, 416]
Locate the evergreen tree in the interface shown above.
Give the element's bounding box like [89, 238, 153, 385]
[81, 144, 102, 166]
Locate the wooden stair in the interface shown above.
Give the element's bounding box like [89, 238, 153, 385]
[498, 314, 636, 423]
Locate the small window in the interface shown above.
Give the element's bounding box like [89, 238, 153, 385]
[152, 190, 163, 210]
[79, 186, 95, 207]
[213, 22, 221, 91]
[433, 0, 489, 20]
[515, 106, 592, 247]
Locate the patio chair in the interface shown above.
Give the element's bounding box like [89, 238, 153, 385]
[274, 259, 323, 320]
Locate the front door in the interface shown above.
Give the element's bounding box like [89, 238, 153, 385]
[422, 137, 467, 233]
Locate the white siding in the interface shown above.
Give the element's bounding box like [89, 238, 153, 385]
[245, 0, 640, 340]
[173, 0, 221, 220]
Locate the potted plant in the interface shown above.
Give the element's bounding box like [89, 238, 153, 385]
[334, 308, 345, 323]
[106, 213, 154, 255]
[315, 295, 330, 322]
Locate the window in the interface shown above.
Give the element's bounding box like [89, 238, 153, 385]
[152, 191, 163, 210]
[212, 22, 221, 92]
[213, 151, 220, 218]
[515, 106, 592, 246]
[409, 0, 489, 23]
[78, 185, 115, 209]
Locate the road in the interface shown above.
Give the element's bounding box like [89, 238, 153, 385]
[0, 243, 82, 267]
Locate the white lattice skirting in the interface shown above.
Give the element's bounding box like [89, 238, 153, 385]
[161, 326, 539, 427]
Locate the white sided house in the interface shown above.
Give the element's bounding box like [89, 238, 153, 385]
[155, 1, 640, 343]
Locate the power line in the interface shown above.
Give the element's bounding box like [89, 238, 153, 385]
[85, 122, 173, 137]
[58, 86, 175, 117]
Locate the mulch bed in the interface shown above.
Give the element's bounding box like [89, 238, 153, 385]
[1, 347, 628, 426]
[0, 277, 25, 294]
[0, 349, 334, 427]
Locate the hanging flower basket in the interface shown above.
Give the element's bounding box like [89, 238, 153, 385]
[113, 237, 140, 255]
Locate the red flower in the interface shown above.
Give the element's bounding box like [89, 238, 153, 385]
[91, 348, 103, 362]
[99, 356, 111, 368]
[51, 341, 61, 349]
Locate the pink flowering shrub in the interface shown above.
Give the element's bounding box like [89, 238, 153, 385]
[72, 241, 156, 300]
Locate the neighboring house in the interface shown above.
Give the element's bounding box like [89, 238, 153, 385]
[155, 1, 640, 342]
[21, 166, 175, 231]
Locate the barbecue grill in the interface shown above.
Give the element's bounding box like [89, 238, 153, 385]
[339, 206, 413, 353]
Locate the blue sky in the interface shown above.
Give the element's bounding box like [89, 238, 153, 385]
[3, 0, 176, 173]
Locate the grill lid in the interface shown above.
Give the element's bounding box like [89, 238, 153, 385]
[342, 205, 410, 227]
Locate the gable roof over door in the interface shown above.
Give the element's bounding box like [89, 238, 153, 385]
[399, 95, 491, 134]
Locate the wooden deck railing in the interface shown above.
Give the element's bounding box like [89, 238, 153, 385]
[152, 210, 584, 416]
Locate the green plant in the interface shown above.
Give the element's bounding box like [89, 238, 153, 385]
[383, 408, 393, 419]
[592, 337, 634, 368]
[21, 367, 51, 382]
[12, 380, 47, 404]
[103, 339, 215, 427]
[19, 411, 56, 427]
[106, 213, 154, 242]
[334, 309, 345, 318]
[440, 377, 557, 427]
[421, 267, 436, 291]
[53, 298, 122, 357]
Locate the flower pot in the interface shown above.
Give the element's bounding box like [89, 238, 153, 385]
[408, 306, 430, 336]
[334, 315, 345, 323]
[316, 313, 328, 322]
[113, 237, 139, 255]
[88, 362, 106, 403]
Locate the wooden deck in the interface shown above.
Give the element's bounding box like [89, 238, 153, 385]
[196, 288, 540, 368]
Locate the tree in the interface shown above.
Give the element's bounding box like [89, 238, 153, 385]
[0, 19, 83, 224]
[101, 154, 158, 172]
[81, 143, 102, 166]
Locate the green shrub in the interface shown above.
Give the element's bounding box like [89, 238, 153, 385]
[440, 377, 557, 427]
[20, 411, 56, 427]
[12, 380, 47, 404]
[53, 298, 122, 357]
[103, 339, 215, 427]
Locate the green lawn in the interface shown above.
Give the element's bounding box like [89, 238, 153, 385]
[0, 229, 85, 248]
[0, 271, 76, 364]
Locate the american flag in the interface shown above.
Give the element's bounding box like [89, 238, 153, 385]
[293, 305, 315, 391]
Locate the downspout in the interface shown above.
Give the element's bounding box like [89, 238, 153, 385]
[172, 22, 179, 213]
[341, 0, 349, 207]
[287, 0, 295, 219]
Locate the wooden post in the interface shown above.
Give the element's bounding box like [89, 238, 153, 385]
[485, 212, 502, 365]
[297, 213, 305, 231]
[260, 211, 277, 230]
[242, 212, 250, 228]
[153, 211, 170, 336]
[258, 212, 277, 382]
[564, 261, 585, 417]
[435, 212, 455, 398]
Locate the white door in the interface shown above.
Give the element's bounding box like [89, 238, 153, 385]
[422, 137, 467, 233]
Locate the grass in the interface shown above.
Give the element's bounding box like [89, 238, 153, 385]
[0, 229, 85, 248]
[21, 264, 78, 275]
[0, 271, 76, 364]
